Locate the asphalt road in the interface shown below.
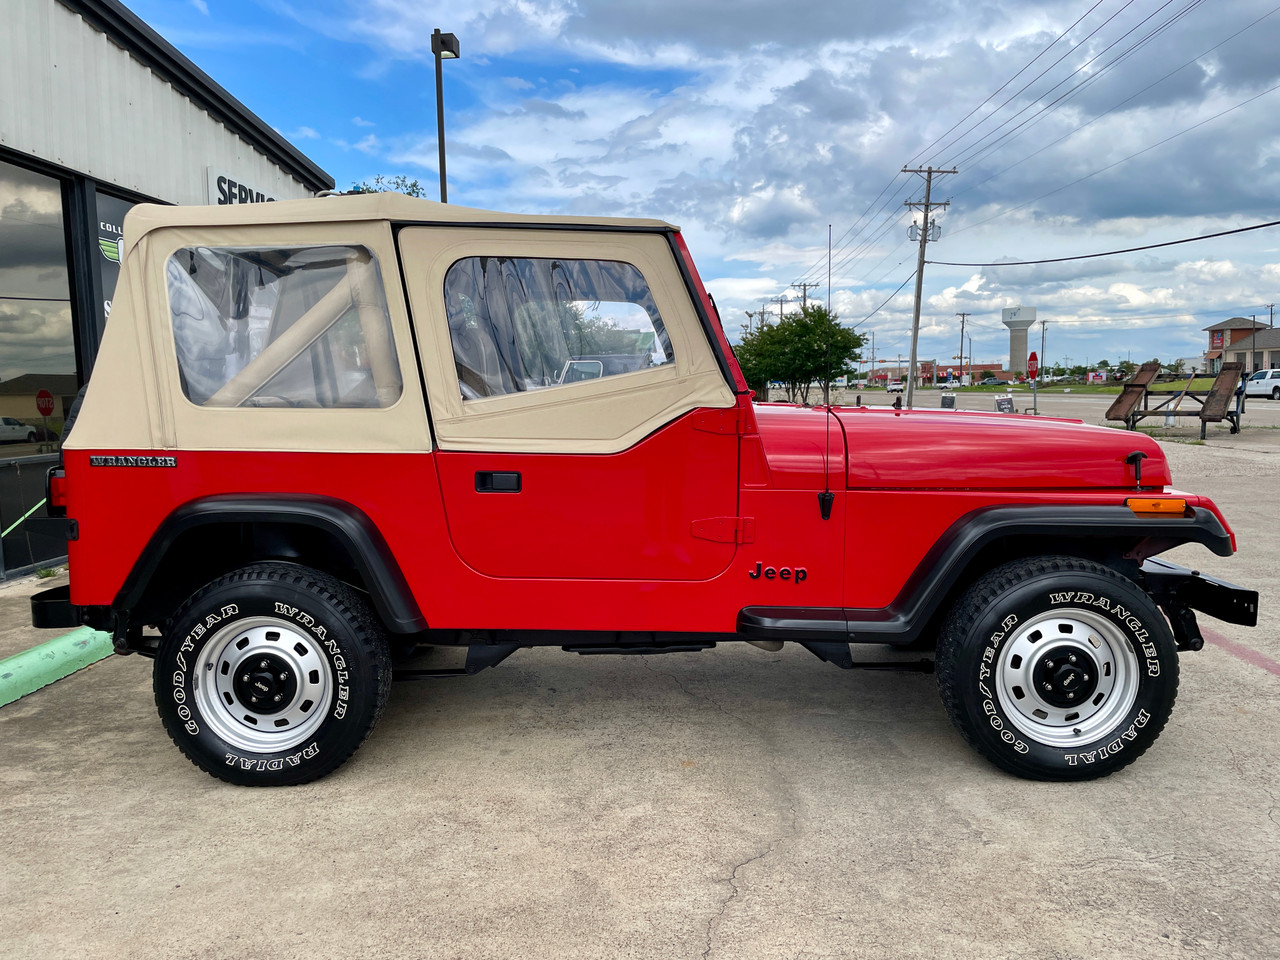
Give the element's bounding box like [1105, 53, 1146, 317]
[1, 395, 1277, 960]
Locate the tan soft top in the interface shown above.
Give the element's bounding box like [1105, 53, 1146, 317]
[122, 193, 678, 260]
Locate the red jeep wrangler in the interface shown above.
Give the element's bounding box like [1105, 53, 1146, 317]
[31, 194, 1257, 786]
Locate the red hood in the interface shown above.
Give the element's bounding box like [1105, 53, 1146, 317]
[831, 407, 1170, 490]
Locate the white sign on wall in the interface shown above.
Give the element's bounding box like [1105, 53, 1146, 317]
[206, 167, 277, 205]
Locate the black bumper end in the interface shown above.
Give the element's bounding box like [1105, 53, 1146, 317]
[1141, 558, 1259, 627]
[31, 585, 115, 632]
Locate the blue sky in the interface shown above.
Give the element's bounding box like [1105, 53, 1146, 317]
[122, 0, 1280, 372]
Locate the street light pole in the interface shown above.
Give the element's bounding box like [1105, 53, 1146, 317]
[431, 28, 460, 203]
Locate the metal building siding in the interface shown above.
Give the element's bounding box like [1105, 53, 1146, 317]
[0, 0, 314, 204]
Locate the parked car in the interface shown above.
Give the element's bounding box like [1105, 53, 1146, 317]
[980, 377, 1002, 385]
[31, 193, 1258, 787]
[0, 416, 37, 443]
[886, 380, 905, 393]
[1244, 368, 1280, 400]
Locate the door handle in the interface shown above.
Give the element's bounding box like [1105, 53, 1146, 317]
[475, 471, 522, 493]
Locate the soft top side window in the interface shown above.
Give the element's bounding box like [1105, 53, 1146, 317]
[443, 257, 674, 399]
[166, 245, 401, 408]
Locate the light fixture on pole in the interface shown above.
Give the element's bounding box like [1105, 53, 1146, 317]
[431, 28, 460, 203]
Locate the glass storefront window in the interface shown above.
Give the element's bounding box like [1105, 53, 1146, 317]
[1, 158, 76, 573]
[0, 158, 75, 438]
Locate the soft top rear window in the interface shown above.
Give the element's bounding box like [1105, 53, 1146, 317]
[166, 244, 401, 409]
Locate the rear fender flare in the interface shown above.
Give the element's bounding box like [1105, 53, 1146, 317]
[115, 494, 426, 633]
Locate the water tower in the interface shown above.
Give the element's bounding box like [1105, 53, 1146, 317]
[1002, 307, 1036, 373]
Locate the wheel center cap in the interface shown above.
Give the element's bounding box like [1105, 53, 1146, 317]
[1054, 664, 1086, 691]
[232, 653, 298, 715]
[1033, 644, 1100, 708]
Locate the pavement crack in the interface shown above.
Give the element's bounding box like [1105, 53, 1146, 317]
[702, 840, 776, 960]
[639, 656, 799, 958]
[640, 655, 750, 725]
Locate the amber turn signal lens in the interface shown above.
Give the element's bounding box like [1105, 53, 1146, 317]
[1125, 497, 1188, 517]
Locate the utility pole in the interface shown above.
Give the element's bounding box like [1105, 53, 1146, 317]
[1267, 303, 1275, 327]
[955, 312, 968, 382]
[791, 281, 821, 309]
[768, 295, 790, 322]
[903, 165, 956, 409]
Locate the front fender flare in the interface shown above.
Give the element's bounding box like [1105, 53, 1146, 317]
[738, 504, 1233, 645]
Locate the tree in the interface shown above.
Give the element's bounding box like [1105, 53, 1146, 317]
[1097, 358, 1112, 370]
[733, 318, 785, 396]
[733, 304, 862, 404]
[349, 174, 428, 197]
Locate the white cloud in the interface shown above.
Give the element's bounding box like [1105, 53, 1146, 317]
[352, 116, 376, 127]
[190, 0, 209, 15]
[1177, 259, 1240, 284]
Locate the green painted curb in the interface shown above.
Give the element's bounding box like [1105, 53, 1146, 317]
[0, 627, 113, 708]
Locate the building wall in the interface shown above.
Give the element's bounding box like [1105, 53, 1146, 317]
[0, 0, 315, 205]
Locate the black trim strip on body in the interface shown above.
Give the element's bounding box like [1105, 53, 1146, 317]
[664, 233, 743, 394]
[738, 504, 1235, 645]
[115, 495, 426, 633]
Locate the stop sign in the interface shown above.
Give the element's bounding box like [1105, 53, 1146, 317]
[1027, 351, 1039, 380]
[36, 389, 55, 417]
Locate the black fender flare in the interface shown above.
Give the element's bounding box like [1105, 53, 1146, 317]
[738, 504, 1233, 644]
[115, 494, 427, 633]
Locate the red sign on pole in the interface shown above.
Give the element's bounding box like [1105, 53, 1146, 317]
[1027, 351, 1039, 380]
[36, 389, 55, 417]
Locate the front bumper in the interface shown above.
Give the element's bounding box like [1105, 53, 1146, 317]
[1141, 557, 1259, 650]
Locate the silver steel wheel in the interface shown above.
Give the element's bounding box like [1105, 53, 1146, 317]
[193, 616, 334, 753]
[994, 607, 1140, 747]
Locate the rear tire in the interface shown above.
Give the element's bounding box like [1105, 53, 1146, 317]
[154, 563, 391, 786]
[1271, 385, 1279, 401]
[936, 556, 1178, 781]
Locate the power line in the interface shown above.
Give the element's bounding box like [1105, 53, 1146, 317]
[907, 0, 1112, 167]
[944, 0, 1207, 174]
[948, 78, 1280, 237]
[925, 0, 1149, 166]
[857, 271, 917, 325]
[947, 2, 1277, 208]
[927, 217, 1280, 267]
[810, 1, 1122, 287]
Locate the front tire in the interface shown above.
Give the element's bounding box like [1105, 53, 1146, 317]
[154, 563, 391, 786]
[936, 556, 1178, 781]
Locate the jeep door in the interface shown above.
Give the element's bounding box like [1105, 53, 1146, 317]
[398, 227, 741, 581]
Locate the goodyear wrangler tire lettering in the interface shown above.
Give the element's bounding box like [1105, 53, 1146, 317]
[936, 556, 1178, 782]
[153, 562, 391, 787]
